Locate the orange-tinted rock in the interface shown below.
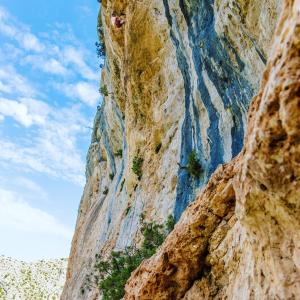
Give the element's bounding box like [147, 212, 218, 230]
[62, 0, 287, 299]
[125, 1, 300, 298]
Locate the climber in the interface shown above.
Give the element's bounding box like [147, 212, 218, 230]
[111, 12, 126, 28]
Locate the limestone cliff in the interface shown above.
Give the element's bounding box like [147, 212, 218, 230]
[61, 0, 287, 299]
[125, 1, 300, 298]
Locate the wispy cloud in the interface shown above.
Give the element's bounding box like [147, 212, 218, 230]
[0, 6, 44, 52]
[56, 81, 99, 106]
[0, 2, 99, 261]
[0, 100, 88, 185]
[15, 177, 47, 199]
[63, 46, 98, 81]
[0, 97, 49, 127]
[24, 55, 68, 76]
[0, 66, 36, 97]
[0, 188, 72, 239]
[0, 5, 98, 186]
[0, 5, 98, 84]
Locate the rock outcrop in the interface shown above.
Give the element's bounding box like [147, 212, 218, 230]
[61, 0, 295, 299]
[125, 1, 300, 297]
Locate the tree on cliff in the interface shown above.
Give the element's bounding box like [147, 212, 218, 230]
[82, 215, 175, 299]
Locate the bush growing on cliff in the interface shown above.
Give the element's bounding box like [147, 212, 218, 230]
[132, 156, 143, 180]
[165, 214, 176, 232]
[103, 187, 109, 195]
[187, 150, 203, 178]
[95, 40, 105, 58]
[96, 5, 105, 68]
[115, 149, 123, 158]
[99, 85, 109, 97]
[95, 41, 105, 68]
[93, 215, 175, 300]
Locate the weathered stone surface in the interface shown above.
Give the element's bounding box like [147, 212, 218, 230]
[0, 255, 67, 299]
[125, 1, 300, 298]
[62, 0, 284, 299]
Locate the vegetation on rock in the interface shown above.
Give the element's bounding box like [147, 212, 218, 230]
[115, 149, 123, 158]
[103, 187, 109, 195]
[0, 256, 67, 300]
[96, 10, 105, 67]
[85, 216, 175, 300]
[132, 156, 143, 180]
[186, 150, 202, 178]
[99, 85, 109, 97]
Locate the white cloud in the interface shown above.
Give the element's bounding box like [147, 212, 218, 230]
[56, 81, 99, 106]
[0, 97, 49, 127]
[0, 6, 96, 186]
[15, 177, 46, 197]
[0, 5, 99, 260]
[0, 188, 72, 239]
[0, 141, 54, 175]
[63, 46, 98, 81]
[0, 43, 23, 64]
[24, 55, 68, 76]
[0, 66, 36, 97]
[43, 58, 68, 75]
[0, 101, 88, 185]
[0, 6, 44, 52]
[21, 32, 44, 52]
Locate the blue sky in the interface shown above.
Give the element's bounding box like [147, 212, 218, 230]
[0, 0, 100, 261]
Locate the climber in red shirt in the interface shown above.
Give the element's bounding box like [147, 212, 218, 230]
[111, 12, 125, 28]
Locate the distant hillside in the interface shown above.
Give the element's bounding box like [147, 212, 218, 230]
[0, 255, 67, 299]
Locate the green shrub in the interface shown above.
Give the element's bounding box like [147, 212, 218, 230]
[103, 187, 109, 195]
[186, 150, 202, 178]
[165, 215, 175, 233]
[132, 156, 143, 180]
[95, 41, 105, 58]
[99, 85, 109, 97]
[93, 215, 175, 300]
[109, 173, 114, 180]
[115, 149, 123, 158]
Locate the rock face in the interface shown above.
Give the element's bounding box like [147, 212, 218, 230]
[0, 256, 67, 299]
[125, 0, 300, 298]
[62, 0, 287, 299]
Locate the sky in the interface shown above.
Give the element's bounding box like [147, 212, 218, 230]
[0, 0, 101, 261]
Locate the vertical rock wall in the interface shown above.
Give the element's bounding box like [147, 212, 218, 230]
[62, 0, 282, 299]
[125, 1, 300, 297]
